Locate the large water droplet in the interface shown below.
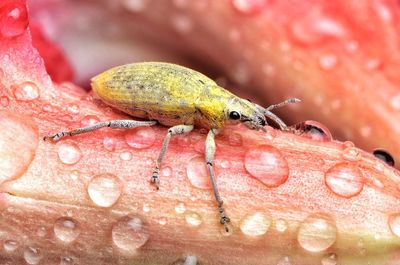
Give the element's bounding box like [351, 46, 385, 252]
[185, 211, 202, 226]
[112, 215, 149, 252]
[80, 115, 100, 127]
[0, 111, 38, 183]
[3, 240, 18, 252]
[57, 141, 82, 165]
[0, 2, 29, 38]
[13, 81, 40, 101]
[293, 120, 332, 141]
[125, 127, 155, 149]
[54, 217, 80, 244]
[244, 145, 289, 187]
[231, 0, 266, 15]
[121, 0, 149, 12]
[388, 213, 400, 237]
[175, 202, 186, 214]
[325, 163, 364, 198]
[240, 212, 271, 236]
[24, 247, 42, 265]
[321, 253, 337, 265]
[88, 173, 122, 207]
[373, 149, 395, 167]
[186, 156, 212, 189]
[297, 214, 337, 253]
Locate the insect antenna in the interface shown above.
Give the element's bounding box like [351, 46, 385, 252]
[262, 98, 301, 130]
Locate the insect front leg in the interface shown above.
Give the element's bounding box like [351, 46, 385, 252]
[151, 124, 194, 189]
[43, 120, 156, 141]
[205, 128, 230, 232]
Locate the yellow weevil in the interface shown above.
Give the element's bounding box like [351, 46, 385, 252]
[44, 62, 300, 232]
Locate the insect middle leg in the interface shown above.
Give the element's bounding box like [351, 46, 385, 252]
[205, 129, 230, 232]
[43, 120, 157, 142]
[150, 124, 194, 189]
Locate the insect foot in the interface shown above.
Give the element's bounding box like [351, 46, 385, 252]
[150, 168, 160, 190]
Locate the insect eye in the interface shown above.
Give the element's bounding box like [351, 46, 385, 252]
[229, 111, 240, 120]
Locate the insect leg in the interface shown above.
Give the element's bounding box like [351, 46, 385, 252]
[151, 124, 194, 189]
[205, 129, 230, 232]
[43, 120, 156, 142]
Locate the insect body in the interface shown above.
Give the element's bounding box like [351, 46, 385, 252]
[44, 62, 300, 232]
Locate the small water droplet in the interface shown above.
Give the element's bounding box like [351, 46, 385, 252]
[88, 173, 122, 207]
[185, 211, 202, 226]
[120, 151, 132, 161]
[276, 256, 291, 265]
[3, 240, 18, 252]
[228, 132, 243, 146]
[66, 104, 80, 115]
[159, 217, 167, 225]
[103, 136, 116, 151]
[36, 226, 47, 237]
[171, 14, 193, 34]
[125, 127, 155, 149]
[231, 0, 266, 15]
[262, 63, 276, 77]
[345, 40, 359, 53]
[373, 1, 392, 22]
[54, 217, 80, 244]
[175, 202, 186, 214]
[0, 2, 29, 38]
[275, 218, 288, 233]
[365, 59, 383, 71]
[373, 149, 395, 167]
[297, 214, 337, 253]
[319, 54, 338, 70]
[321, 253, 337, 265]
[390, 93, 400, 111]
[244, 145, 289, 187]
[342, 141, 355, 148]
[24, 247, 42, 265]
[0, 96, 9, 107]
[13, 81, 40, 101]
[325, 163, 363, 198]
[121, 0, 149, 12]
[359, 126, 372, 138]
[112, 215, 149, 252]
[143, 203, 150, 212]
[60, 256, 74, 265]
[42, 104, 54, 112]
[161, 166, 172, 177]
[57, 141, 82, 165]
[240, 212, 271, 236]
[186, 156, 212, 189]
[293, 120, 332, 141]
[219, 160, 231, 169]
[342, 147, 361, 161]
[231, 62, 250, 85]
[80, 115, 100, 127]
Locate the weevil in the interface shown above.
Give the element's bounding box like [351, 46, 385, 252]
[44, 62, 300, 232]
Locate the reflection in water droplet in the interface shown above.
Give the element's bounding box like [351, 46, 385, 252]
[112, 215, 149, 252]
[125, 127, 155, 149]
[297, 214, 337, 253]
[244, 145, 289, 187]
[185, 211, 202, 226]
[0, 96, 9, 107]
[13, 82, 40, 101]
[325, 163, 363, 198]
[231, 0, 266, 14]
[293, 120, 332, 141]
[120, 151, 132, 161]
[321, 253, 337, 265]
[88, 173, 122, 207]
[171, 14, 193, 34]
[373, 149, 395, 167]
[80, 115, 100, 127]
[121, 0, 149, 12]
[342, 147, 361, 161]
[319, 54, 338, 70]
[24, 247, 42, 265]
[3, 240, 18, 252]
[186, 156, 211, 189]
[175, 202, 186, 214]
[388, 213, 400, 237]
[275, 218, 288, 233]
[57, 141, 82, 165]
[240, 212, 271, 236]
[54, 217, 80, 244]
[0, 2, 29, 38]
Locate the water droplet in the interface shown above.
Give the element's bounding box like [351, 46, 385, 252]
[232, 0, 266, 15]
[161, 166, 172, 177]
[275, 218, 288, 233]
[325, 163, 363, 198]
[57, 141, 82, 165]
[319, 54, 338, 70]
[240, 212, 271, 236]
[345, 40, 359, 53]
[120, 151, 132, 161]
[0, 111, 38, 183]
[54, 217, 80, 244]
[112, 215, 149, 252]
[276, 256, 291, 265]
[373, 149, 395, 167]
[159, 217, 167, 225]
[42, 104, 54, 112]
[36, 226, 47, 237]
[185, 211, 202, 226]
[373, 1, 392, 22]
[321, 253, 337, 265]
[24, 247, 42, 265]
[0, 96, 9, 107]
[231, 62, 250, 85]
[359, 126, 371, 138]
[219, 160, 231, 169]
[121, 0, 149, 12]
[0, 2, 29, 38]
[390, 93, 400, 111]
[365, 59, 383, 71]
[88, 173, 122, 207]
[228, 132, 243, 146]
[262, 63, 276, 77]
[66, 104, 80, 115]
[60, 256, 74, 265]
[297, 214, 337, 253]
[103, 136, 116, 151]
[175, 202, 186, 214]
[143, 203, 150, 212]
[342, 140, 355, 148]
[389, 213, 400, 237]
[244, 145, 289, 187]
[171, 14, 193, 34]
[13, 81, 40, 101]
[3, 240, 18, 252]
[342, 147, 361, 161]
[80, 115, 100, 127]
[186, 156, 212, 189]
[293, 120, 332, 141]
[125, 127, 155, 149]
